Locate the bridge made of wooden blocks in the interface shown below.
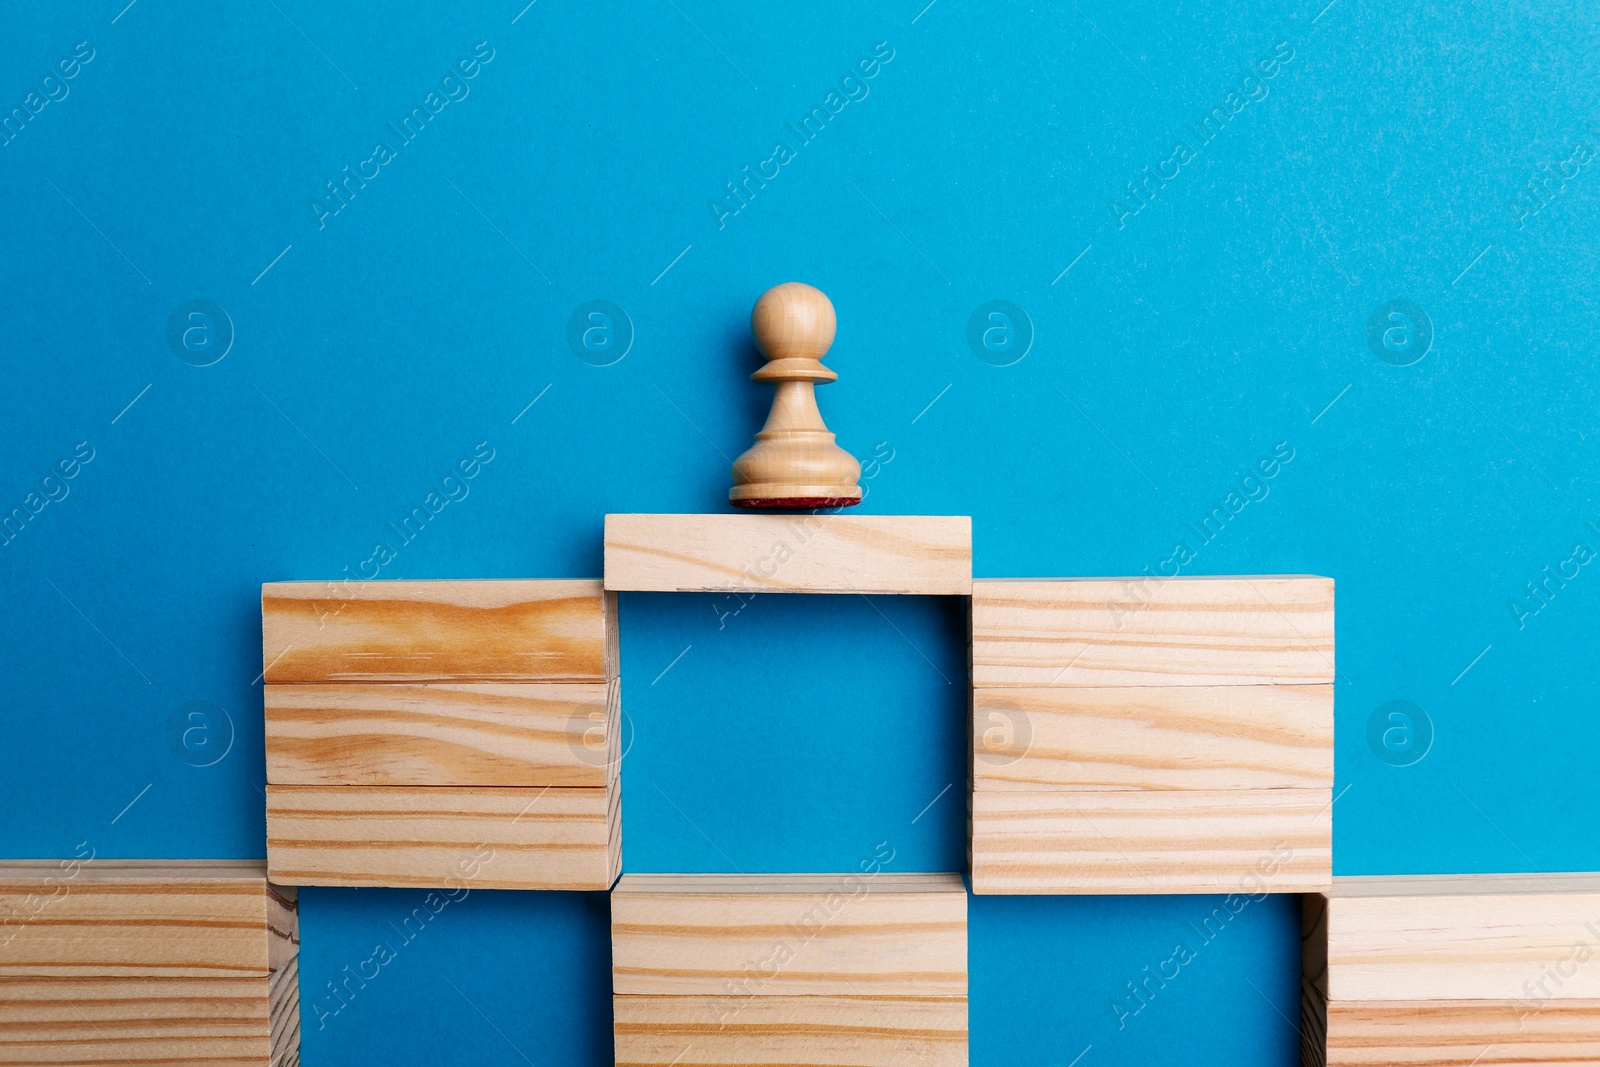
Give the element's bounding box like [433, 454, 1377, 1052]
[611, 873, 968, 1066]
[25, 511, 1600, 1065]
[970, 576, 1335, 894]
[0, 860, 298, 1067]
[262, 520, 1336, 898]
[261, 580, 620, 890]
[1304, 873, 1600, 1066]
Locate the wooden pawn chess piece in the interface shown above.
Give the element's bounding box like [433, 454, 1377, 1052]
[730, 282, 862, 509]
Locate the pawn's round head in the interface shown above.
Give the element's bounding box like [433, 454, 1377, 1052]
[752, 282, 836, 362]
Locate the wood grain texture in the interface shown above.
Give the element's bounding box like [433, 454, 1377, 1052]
[264, 681, 616, 787]
[971, 577, 1334, 687]
[265, 784, 618, 890]
[611, 873, 967, 996]
[603, 514, 971, 595]
[973, 684, 1333, 791]
[1303, 893, 1329, 1008]
[1302, 895, 1332, 1066]
[0, 862, 296, 979]
[261, 580, 613, 683]
[970, 788, 1331, 894]
[268, 954, 299, 1067]
[0, 974, 298, 1066]
[1302, 976, 1327, 1067]
[613, 995, 967, 1067]
[1320, 874, 1600, 1002]
[1319, 1000, 1600, 1066]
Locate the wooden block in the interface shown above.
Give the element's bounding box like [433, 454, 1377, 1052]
[266, 783, 618, 890]
[0, 861, 296, 979]
[611, 873, 967, 996]
[969, 788, 1330, 894]
[603, 514, 972, 595]
[613, 995, 968, 1066]
[971, 577, 1334, 687]
[261, 579, 614, 683]
[264, 680, 617, 787]
[1304, 877, 1600, 1066]
[1316, 1000, 1600, 1066]
[0, 968, 299, 1066]
[0, 862, 298, 1066]
[1317, 874, 1600, 1002]
[973, 684, 1333, 791]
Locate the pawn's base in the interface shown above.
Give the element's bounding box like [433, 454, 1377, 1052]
[730, 483, 862, 510]
[731, 496, 862, 510]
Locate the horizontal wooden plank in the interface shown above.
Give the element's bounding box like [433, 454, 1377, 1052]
[1320, 874, 1600, 1001]
[973, 684, 1333, 791]
[266, 784, 618, 891]
[971, 577, 1334, 687]
[603, 514, 971, 594]
[613, 995, 968, 1067]
[262, 579, 613, 683]
[611, 872, 966, 996]
[970, 788, 1331, 894]
[0, 971, 300, 1066]
[265, 681, 616, 787]
[1317, 998, 1600, 1066]
[0, 861, 296, 979]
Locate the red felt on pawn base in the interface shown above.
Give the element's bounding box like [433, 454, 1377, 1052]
[731, 497, 862, 510]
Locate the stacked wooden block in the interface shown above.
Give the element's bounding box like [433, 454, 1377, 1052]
[969, 576, 1335, 894]
[611, 873, 968, 1066]
[0, 861, 297, 1066]
[262, 580, 620, 890]
[1305, 874, 1600, 1066]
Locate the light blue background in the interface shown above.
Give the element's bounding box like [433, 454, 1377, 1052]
[3, 0, 1597, 1063]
